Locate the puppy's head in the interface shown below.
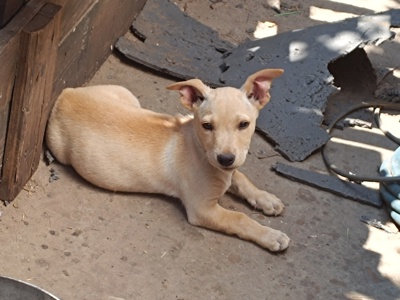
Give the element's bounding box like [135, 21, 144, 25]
[167, 69, 283, 170]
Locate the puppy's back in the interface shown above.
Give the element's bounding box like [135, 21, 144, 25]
[46, 85, 139, 165]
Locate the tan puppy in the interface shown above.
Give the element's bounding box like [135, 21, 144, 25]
[46, 69, 289, 251]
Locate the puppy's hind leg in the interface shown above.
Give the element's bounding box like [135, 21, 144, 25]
[229, 170, 285, 216]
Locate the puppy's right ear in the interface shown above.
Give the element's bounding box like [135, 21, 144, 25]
[241, 68, 284, 110]
[167, 79, 210, 111]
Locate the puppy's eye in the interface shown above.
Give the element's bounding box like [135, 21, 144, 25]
[197, 95, 205, 101]
[239, 121, 250, 130]
[202, 122, 213, 131]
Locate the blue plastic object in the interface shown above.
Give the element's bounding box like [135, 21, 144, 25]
[379, 147, 400, 226]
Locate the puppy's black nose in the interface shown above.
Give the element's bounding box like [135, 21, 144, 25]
[217, 154, 235, 167]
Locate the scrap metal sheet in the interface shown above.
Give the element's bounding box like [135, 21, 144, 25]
[115, 0, 233, 87]
[116, 3, 400, 161]
[273, 163, 382, 207]
[221, 10, 400, 161]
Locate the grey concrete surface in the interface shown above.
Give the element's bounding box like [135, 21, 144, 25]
[1, 1, 400, 299]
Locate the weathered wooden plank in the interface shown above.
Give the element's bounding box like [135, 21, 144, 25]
[0, 39, 18, 172]
[0, 0, 25, 28]
[0, 0, 101, 53]
[0, 3, 62, 201]
[0, 0, 45, 45]
[0, 0, 45, 175]
[51, 0, 97, 39]
[53, 0, 147, 99]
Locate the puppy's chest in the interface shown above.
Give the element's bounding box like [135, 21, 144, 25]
[154, 129, 233, 198]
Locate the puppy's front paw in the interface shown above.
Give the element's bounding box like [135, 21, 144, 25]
[260, 228, 290, 252]
[250, 191, 284, 216]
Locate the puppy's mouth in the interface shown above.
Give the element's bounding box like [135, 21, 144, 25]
[212, 162, 238, 172]
[219, 164, 237, 170]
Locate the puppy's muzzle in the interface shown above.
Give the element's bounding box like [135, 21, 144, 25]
[217, 153, 235, 167]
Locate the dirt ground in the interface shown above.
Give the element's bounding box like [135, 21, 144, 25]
[1, 1, 400, 299]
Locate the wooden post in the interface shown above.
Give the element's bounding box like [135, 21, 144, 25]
[0, 0, 45, 180]
[0, 0, 25, 28]
[0, 3, 61, 201]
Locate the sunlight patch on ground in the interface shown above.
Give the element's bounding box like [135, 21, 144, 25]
[365, 45, 385, 56]
[363, 226, 400, 286]
[330, 137, 394, 158]
[309, 6, 358, 22]
[345, 291, 374, 300]
[329, 0, 400, 12]
[253, 21, 278, 39]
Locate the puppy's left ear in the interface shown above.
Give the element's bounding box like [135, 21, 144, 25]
[167, 79, 210, 111]
[241, 69, 284, 110]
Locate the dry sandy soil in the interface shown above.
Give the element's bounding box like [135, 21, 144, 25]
[1, 1, 400, 299]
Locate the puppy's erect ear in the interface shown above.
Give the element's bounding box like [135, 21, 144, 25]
[241, 69, 284, 110]
[167, 79, 210, 111]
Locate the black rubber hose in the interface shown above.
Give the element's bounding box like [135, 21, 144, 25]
[322, 101, 400, 183]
